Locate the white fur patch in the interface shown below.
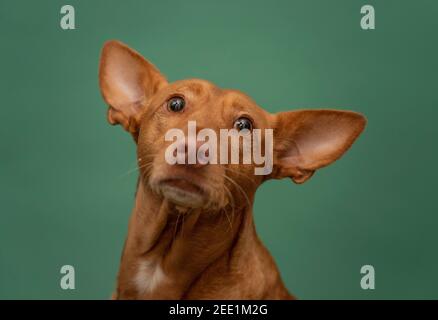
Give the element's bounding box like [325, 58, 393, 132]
[134, 259, 167, 294]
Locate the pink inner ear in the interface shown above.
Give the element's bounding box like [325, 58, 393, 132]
[101, 47, 146, 112]
[277, 110, 366, 171]
[297, 123, 353, 167]
[99, 40, 168, 123]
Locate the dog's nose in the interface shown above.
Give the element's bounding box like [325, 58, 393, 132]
[173, 139, 209, 168]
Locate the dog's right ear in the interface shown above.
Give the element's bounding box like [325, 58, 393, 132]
[99, 40, 168, 136]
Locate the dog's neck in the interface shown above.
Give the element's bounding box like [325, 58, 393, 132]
[116, 176, 276, 299]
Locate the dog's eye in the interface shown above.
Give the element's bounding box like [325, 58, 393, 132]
[167, 96, 185, 112]
[234, 117, 253, 131]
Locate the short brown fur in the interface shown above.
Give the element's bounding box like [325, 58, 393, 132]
[99, 40, 366, 299]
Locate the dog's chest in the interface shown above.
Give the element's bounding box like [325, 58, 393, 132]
[134, 258, 167, 294]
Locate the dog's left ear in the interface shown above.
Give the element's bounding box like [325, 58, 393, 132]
[272, 109, 366, 184]
[99, 40, 168, 136]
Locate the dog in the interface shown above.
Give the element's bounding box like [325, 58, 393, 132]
[98, 40, 366, 299]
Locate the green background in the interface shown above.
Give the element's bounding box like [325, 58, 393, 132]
[1, 0, 437, 299]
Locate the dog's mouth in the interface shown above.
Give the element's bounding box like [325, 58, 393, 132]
[158, 178, 206, 208]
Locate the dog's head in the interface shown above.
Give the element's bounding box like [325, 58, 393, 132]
[99, 41, 366, 211]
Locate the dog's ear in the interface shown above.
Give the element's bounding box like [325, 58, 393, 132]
[272, 109, 366, 184]
[99, 40, 168, 135]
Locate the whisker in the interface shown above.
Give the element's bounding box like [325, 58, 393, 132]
[119, 162, 153, 178]
[222, 185, 234, 231]
[141, 166, 153, 182]
[173, 212, 181, 241]
[223, 174, 251, 209]
[119, 151, 157, 178]
[223, 167, 257, 186]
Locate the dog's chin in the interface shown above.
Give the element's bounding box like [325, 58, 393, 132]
[158, 179, 206, 209]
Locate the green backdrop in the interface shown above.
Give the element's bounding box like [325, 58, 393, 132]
[1, 0, 437, 299]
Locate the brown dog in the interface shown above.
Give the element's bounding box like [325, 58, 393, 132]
[98, 40, 366, 299]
